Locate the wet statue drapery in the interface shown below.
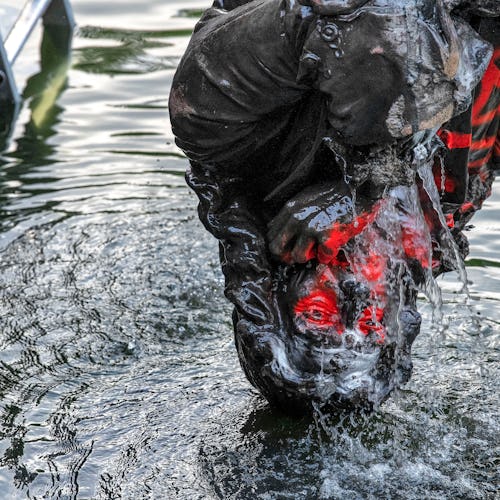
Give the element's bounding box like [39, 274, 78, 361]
[169, 0, 500, 413]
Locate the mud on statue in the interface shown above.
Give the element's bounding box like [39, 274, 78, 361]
[169, 0, 500, 414]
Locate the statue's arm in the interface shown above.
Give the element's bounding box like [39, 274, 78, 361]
[169, 0, 315, 167]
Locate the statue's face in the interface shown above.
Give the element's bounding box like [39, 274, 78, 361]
[274, 235, 402, 408]
[233, 185, 431, 412]
[300, 0, 491, 146]
[282, 262, 390, 397]
[289, 265, 385, 348]
[264, 198, 424, 410]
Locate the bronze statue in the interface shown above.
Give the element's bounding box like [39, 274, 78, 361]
[169, 0, 499, 413]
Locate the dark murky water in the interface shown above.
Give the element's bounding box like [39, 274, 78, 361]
[0, 1, 498, 498]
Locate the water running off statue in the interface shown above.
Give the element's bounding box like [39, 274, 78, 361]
[169, 0, 500, 413]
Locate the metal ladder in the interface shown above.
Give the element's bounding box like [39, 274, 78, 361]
[0, 0, 75, 104]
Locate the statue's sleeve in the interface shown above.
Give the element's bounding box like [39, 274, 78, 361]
[169, 0, 314, 167]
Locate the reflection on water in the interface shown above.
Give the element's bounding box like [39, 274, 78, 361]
[73, 26, 184, 75]
[0, 1, 498, 498]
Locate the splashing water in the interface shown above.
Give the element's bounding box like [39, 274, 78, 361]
[0, 2, 497, 498]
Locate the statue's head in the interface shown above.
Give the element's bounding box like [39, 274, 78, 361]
[234, 186, 429, 413]
[298, 0, 492, 145]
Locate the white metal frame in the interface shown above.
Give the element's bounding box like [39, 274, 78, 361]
[0, 0, 75, 103]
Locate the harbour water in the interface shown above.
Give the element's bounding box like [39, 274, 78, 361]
[0, 1, 498, 498]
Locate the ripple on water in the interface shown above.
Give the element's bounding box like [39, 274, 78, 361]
[0, 0, 498, 498]
[0, 207, 241, 498]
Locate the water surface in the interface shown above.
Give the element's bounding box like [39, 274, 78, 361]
[0, 1, 498, 498]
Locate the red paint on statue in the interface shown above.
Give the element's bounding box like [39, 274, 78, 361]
[294, 290, 343, 332]
[318, 202, 382, 264]
[401, 221, 431, 268]
[359, 251, 386, 283]
[433, 167, 457, 194]
[358, 306, 386, 342]
[437, 129, 472, 149]
[445, 213, 455, 228]
[460, 201, 475, 213]
[471, 48, 500, 128]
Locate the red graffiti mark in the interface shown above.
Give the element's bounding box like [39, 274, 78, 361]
[281, 250, 293, 265]
[460, 201, 475, 214]
[471, 48, 500, 127]
[317, 202, 382, 264]
[445, 213, 455, 229]
[431, 258, 442, 270]
[358, 306, 385, 343]
[471, 135, 497, 151]
[294, 290, 343, 332]
[303, 240, 316, 262]
[401, 218, 430, 268]
[357, 250, 387, 283]
[437, 129, 472, 149]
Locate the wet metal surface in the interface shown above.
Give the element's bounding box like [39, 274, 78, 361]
[0, 1, 498, 498]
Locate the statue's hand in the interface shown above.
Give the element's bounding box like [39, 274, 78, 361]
[267, 183, 375, 265]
